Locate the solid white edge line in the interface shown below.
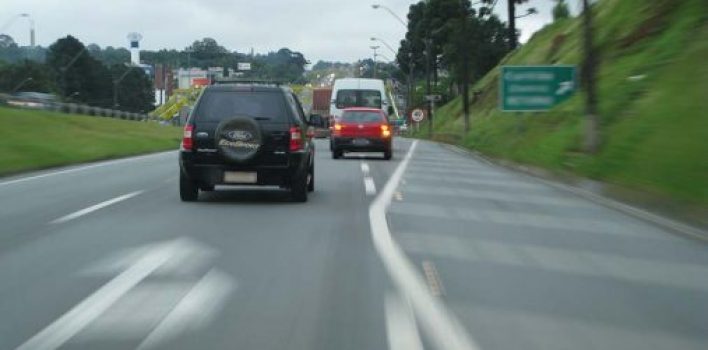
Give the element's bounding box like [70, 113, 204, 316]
[16, 240, 178, 350]
[364, 177, 377, 196]
[51, 191, 144, 224]
[0, 151, 175, 187]
[385, 292, 424, 350]
[369, 140, 480, 350]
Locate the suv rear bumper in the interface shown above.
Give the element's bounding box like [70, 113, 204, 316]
[179, 151, 307, 187]
[332, 137, 391, 152]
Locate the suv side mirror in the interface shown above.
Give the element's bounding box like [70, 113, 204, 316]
[309, 114, 324, 128]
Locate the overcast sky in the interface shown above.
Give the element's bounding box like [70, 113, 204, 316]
[1, 0, 580, 64]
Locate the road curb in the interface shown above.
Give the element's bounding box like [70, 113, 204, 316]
[438, 142, 708, 243]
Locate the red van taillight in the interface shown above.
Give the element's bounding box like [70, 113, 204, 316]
[182, 124, 194, 150]
[289, 126, 303, 152]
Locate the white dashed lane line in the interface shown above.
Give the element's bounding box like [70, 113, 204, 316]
[361, 162, 377, 196]
[51, 191, 144, 224]
[364, 177, 377, 196]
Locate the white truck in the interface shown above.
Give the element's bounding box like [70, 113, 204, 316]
[329, 78, 393, 121]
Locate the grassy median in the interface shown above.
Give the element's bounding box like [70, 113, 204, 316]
[0, 106, 181, 176]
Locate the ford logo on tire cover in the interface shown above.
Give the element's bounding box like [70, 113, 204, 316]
[226, 130, 252, 141]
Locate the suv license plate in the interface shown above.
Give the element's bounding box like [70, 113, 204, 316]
[224, 171, 257, 184]
[353, 138, 370, 146]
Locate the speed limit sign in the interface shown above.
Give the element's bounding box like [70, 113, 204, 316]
[411, 109, 425, 122]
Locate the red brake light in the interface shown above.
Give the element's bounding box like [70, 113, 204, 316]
[381, 124, 391, 138]
[289, 126, 303, 152]
[182, 124, 194, 150]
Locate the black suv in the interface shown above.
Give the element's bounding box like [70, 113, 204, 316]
[179, 82, 323, 202]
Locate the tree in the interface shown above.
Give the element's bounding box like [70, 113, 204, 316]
[187, 38, 229, 68]
[0, 34, 17, 49]
[482, 0, 531, 50]
[0, 60, 55, 93]
[0, 34, 22, 63]
[439, 1, 508, 131]
[46, 36, 111, 105]
[110, 64, 154, 112]
[553, 0, 570, 21]
[244, 48, 308, 83]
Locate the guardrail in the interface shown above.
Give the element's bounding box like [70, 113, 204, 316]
[0, 93, 153, 121]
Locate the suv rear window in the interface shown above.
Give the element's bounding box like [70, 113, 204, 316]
[335, 89, 382, 109]
[341, 111, 385, 123]
[194, 91, 287, 122]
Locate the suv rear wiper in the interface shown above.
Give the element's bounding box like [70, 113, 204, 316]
[253, 117, 271, 121]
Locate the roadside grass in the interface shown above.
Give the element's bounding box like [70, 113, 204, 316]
[0, 106, 181, 176]
[414, 0, 708, 205]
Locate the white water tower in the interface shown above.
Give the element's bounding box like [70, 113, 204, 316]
[127, 32, 143, 65]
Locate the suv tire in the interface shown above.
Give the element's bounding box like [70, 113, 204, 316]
[383, 150, 392, 160]
[291, 170, 309, 202]
[180, 173, 199, 202]
[307, 162, 315, 192]
[332, 149, 342, 159]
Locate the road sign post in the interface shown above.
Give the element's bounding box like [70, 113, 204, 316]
[411, 108, 425, 132]
[500, 65, 577, 111]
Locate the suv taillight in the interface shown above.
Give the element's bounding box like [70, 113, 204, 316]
[289, 126, 303, 152]
[182, 124, 194, 150]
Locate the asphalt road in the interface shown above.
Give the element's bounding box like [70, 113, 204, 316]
[0, 138, 706, 350]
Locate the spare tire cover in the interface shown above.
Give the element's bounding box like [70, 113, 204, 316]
[215, 117, 263, 163]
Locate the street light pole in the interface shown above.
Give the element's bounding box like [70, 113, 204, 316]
[19, 14, 35, 47]
[371, 4, 407, 28]
[370, 45, 380, 78]
[370, 37, 397, 56]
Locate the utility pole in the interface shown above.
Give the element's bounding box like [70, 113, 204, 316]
[425, 38, 433, 138]
[582, 0, 599, 153]
[408, 53, 414, 123]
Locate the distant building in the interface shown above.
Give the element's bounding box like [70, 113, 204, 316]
[154, 64, 175, 105]
[177, 68, 207, 89]
[176, 67, 235, 89]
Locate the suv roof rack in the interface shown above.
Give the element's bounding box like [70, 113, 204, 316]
[211, 78, 284, 86]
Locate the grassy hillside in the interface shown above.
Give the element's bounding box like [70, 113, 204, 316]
[420, 0, 708, 205]
[0, 106, 181, 175]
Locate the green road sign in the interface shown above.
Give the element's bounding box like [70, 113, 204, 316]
[500, 65, 577, 111]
